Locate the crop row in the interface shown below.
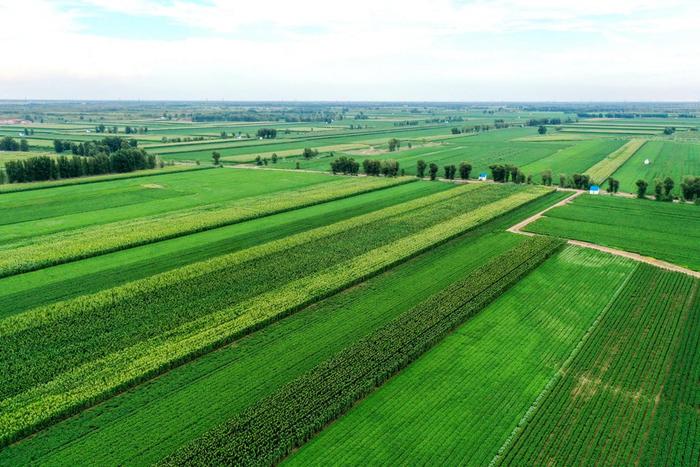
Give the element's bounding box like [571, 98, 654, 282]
[0, 184, 551, 446]
[159, 236, 564, 466]
[498, 265, 698, 465]
[287, 247, 637, 465]
[584, 138, 646, 183]
[0, 174, 411, 277]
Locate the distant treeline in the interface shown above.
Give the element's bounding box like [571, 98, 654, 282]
[576, 112, 678, 119]
[2, 136, 157, 184]
[192, 110, 344, 123]
[0, 136, 29, 151]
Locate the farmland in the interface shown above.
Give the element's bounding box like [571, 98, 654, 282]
[499, 265, 699, 465]
[1, 101, 699, 465]
[525, 194, 700, 271]
[612, 140, 700, 195]
[288, 248, 636, 465]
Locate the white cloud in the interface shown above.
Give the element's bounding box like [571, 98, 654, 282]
[1, 0, 699, 100]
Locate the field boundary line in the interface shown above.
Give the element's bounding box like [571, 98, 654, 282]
[489, 260, 639, 466]
[566, 240, 700, 278]
[506, 190, 583, 235]
[507, 191, 700, 278]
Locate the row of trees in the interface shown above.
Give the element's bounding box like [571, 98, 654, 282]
[635, 176, 700, 202]
[53, 136, 138, 156]
[256, 128, 277, 139]
[330, 156, 360, 175]
[362, 159, 400, 177]
[3, 151, 157, 184]
[0, 137, 28, 151]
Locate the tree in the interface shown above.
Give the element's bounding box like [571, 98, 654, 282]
[302, 148, 318, 159]
[459, 162, 472, 180]
[654, 180, 663, 200]
[541, 170, 552, 186]
[443, 164, 456, 180]
[256, 128, 277, 139]
[212, 151, 221, 165]
[416, 160, 427, 178]
[255, 155, 263, 166]
[271, 153, 278, 164]
[428, 163, 438, 180]
[489, 164, 507, 182]
[559, 174, 566, 188]
[635, 180, 649, 199]
[0, 137, 19, 151]
[680, 176, 700, 201]
[538, 125, 547, 135]
[662, 177, 674, 198]
[19, 139, 29, 152]
[388, 138, 400, 152]
[451, 127, 461, 135]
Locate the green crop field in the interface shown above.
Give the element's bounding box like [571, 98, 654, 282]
[288, 247, 636, 465]
[499, 265, 699, 465]
[611, 140, 700, 195]
[2, 101, 698, 465]
[525, 194, 700, 271]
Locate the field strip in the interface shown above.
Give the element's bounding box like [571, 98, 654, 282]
[160, 237, 563, 466]
[508, 190, 700, 278]
[507, 190, 583, 235]
[566, 240, 700, 278]
[0, 176, 411, 278]
[0, 187, 551, 446]
[489, 261, 639, 466]
[584, 139, 646, 182]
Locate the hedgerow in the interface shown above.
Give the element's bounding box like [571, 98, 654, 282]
[160, 236, 564, 466]
[0, 185, 552, 446]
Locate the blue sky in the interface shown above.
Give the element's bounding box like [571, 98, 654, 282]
[1, 0, 699, 100]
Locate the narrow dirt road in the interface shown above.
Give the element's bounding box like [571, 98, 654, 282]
[508, 189, 700, 278]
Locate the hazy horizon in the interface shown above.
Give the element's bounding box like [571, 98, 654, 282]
[2, 0, 699, 101]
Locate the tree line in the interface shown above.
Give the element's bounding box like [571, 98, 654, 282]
[2, 136, 157, 184]
[0, 137, 29, 152]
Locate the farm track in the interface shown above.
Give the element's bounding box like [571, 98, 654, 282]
[509, 190, 700, 278]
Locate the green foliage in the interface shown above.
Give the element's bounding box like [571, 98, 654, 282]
[0, 176, 411, 278]
[526, 194, 700, 271]
[500, 266, 699, 466]
[160, 236, 564, 466]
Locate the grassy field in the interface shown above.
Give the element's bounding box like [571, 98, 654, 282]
[0, 184, 552, 446]
[611, 140, 700, 195]
[584, 139, 646, 183]
[499, 266, 699, 466]
[520, 139, 627, 182]
[1, 168, 339, 242]
[525, 194, 700, 271]
[287, 247, 635, 465]
[0, 229, 525, 465]
[0, 181, 450, 318]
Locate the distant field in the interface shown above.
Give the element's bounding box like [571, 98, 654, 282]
[288, 247, 635, 465]
[584, 139, 646, 183]
[500, 265, 699, 466]
[611, 140, 700, 195]
[525, 194, 700, 271]
[521, 139, 626, 182]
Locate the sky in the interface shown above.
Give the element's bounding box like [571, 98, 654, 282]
[1, 0, 699, 101]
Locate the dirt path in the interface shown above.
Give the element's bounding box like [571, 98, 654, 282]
[507, 190, 700, 278]
[566, 240, 700, 278]
[507, 190, 583, 235]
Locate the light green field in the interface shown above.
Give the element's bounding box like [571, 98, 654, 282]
[0, 168, 338, 243]
[0, 180, 450, 318]
[525, 194, 700, 271]
[520, 139, 627, 182]
[611, 140, 700, 195]
[287, 247, 635, 465]
[500, 266, 699, 466]
[584, 138, 646, 183]
[0, 228, 525, 466]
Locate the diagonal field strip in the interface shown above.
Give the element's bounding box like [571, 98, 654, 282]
[507, 190, 700, 278]
[584, 138, 646, 183]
